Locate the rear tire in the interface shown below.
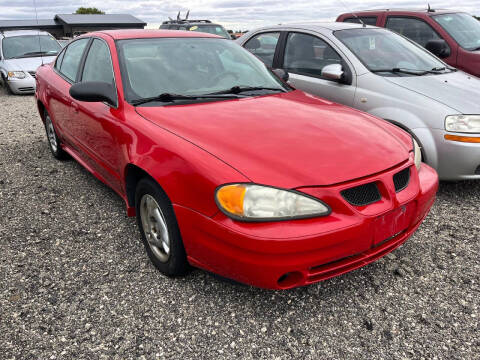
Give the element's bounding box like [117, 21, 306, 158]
[44, 111, 69, 160]
[135, 178, 189, 277]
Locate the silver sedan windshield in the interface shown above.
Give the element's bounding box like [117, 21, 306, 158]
[335, 28, 447, 74]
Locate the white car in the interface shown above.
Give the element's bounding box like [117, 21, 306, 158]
[0, 30, 61, 94]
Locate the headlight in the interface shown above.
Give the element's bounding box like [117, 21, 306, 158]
[215, 184, 330, 221]
[7, 71, 26, 80]
[445, 115, 480, 133]
[413, 138, 422, 171]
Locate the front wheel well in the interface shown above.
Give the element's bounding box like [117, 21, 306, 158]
[125, 164, 159, 208]
[37, 100, 46, 124]
[383, 118, 428, 163]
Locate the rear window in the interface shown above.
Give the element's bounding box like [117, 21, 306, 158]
[343, 17, 378, 26]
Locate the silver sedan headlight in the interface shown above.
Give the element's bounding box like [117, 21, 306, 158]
[413, 138, 422, 170]
[7, 71, 26, 80]
[215, 184, 330, 221]
[445, 115, 480, 133]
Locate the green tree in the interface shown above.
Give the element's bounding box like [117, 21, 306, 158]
[75, 7, 105, 14]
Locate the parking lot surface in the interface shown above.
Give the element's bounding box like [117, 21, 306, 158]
[0, 86, 479, 359]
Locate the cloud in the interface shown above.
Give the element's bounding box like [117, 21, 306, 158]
[0, 0, 478, 30]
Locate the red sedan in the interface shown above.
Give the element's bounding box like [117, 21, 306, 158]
[35, 30, 438, 289]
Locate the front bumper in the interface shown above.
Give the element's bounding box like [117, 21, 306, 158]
[432, 129, 480, 180]
[6, 76, 36, 94]
[174, 161, 438, 289]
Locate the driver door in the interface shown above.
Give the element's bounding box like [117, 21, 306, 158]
[280, 32, 356, 107]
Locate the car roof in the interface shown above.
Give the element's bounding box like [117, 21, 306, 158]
[340, 8, 463, 16]
[250, 22, 375, 33]
[0, 29, 52, 38]
[88, 29, 223, 40]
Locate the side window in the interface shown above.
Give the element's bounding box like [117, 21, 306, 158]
[244, 32, 280, 67]
[81, 39, 115, 84]
[385, 17, 441, 47]
[344, 16, 378, 26]
[284, 32, 342, 78]
[54, 48, 66, 71]
[59, 38, 89, 82]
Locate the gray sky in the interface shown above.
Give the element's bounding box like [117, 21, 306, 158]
[0, 0, 478, 30]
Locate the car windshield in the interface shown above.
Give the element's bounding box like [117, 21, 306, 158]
[187, 25, 231, 39]
[335, 28, 447, 75]
[2, 35, 61, 59]
[117, 37, 287, 103]
[433, 13, 480, 51]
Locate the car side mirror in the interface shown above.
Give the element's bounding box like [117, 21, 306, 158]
[272, 68, 289, 82]
[321, 64, 344, 81]
[69, 81, 117, 107]
[425, 39, 450, 58]
[230, 34, 237, 40]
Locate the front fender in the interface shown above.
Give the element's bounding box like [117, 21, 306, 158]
[125, 112, 250, 218]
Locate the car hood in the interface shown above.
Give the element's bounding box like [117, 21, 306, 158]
[384, 71, 480, 114]
[2, 56, 56, 73]
[136, 91, 411, 188]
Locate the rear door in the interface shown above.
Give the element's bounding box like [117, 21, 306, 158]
[50, 37, 90, 148]
[278, 31, 356, 106]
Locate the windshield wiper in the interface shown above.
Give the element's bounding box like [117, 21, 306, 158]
[131, 92, 242, 106]
[11, 51, 58, 59]
[209, 86, 286, 95]
[371, 68, 429, 76]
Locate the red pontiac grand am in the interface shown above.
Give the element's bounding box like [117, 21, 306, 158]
[35, 30, 438, 289]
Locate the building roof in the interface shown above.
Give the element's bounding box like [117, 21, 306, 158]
[54, 14, 146, 26]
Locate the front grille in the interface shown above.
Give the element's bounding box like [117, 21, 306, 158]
[341, 182, 381, 206]
[28, 71, 36, 78]
[393, 167, 411, 192]
[18, 87, 34, 92]
[475, 165, 480, 175]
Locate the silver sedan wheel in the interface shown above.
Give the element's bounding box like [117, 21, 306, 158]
[140, 194, 171, 263]
[46, 116, 58, 153]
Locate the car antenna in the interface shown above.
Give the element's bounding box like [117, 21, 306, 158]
[338, 0, 366, 27]
[33, 0, 44, 66]
[185, 10, 190, 20]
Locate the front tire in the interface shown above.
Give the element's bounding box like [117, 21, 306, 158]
[1, 74, 13, 95]
[135, 178, 189, 277]
[44, 112, 69, 160]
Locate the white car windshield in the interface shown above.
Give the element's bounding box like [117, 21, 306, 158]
[335, 28, 448, 75]
[117, 37, 287, 102]
[187, 25, 231, 39]
[433, 13, 480, 51]
[2, 35, 61, 59]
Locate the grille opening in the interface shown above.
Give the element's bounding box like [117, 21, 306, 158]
[28, 71, 36, 78]
[475, 165, 480, 175]
[341, 182, 381, 206]
[393, 167, 411, 193]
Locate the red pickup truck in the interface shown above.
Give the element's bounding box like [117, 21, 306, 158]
[337, 8, 480, 77]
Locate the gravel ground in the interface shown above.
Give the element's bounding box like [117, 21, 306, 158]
[0, 84, 479, 360]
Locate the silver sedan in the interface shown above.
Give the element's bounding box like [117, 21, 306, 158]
[237, 23, 480, 180]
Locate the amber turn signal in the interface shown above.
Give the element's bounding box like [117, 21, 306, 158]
[444, 134, 480, 143]
[216, 184, 246, 216]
